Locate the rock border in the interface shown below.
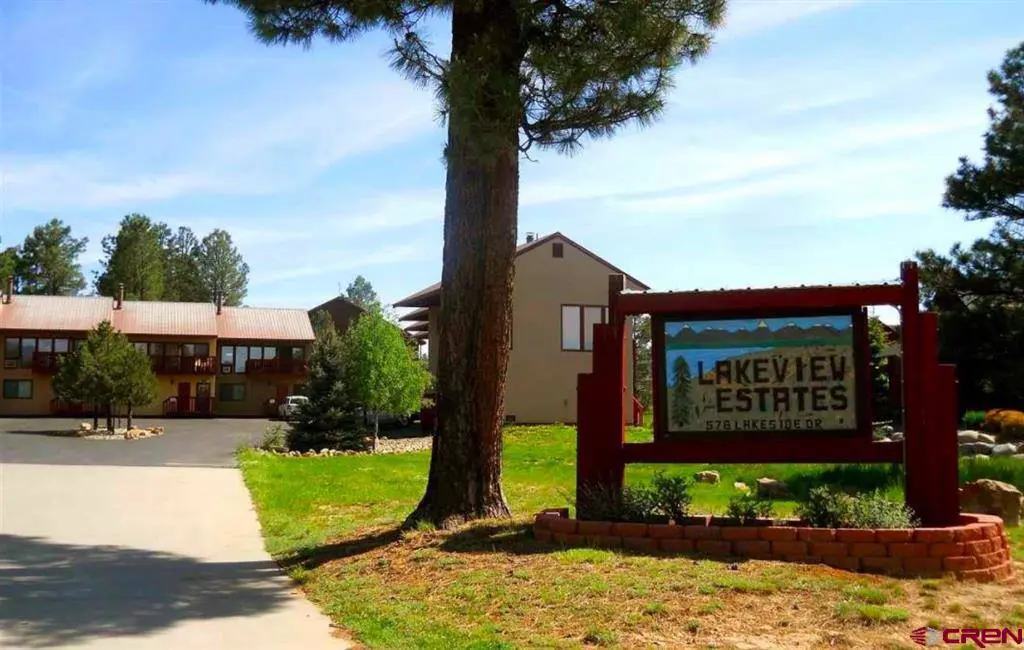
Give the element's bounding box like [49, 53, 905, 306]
[532, 510, 1015, 583]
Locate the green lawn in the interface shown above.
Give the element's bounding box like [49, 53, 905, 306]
[239, 425, 1024, 649]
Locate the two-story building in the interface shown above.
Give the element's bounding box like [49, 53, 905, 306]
[0, 286, 313, 417]
[395, 232, 648, 424]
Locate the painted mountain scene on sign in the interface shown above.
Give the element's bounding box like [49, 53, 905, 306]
[663, 315, 857, 434]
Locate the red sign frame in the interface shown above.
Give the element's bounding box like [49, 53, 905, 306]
[575, 262, 960, 527]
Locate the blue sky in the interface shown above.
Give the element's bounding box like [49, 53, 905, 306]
[2, 1, 1021, 313]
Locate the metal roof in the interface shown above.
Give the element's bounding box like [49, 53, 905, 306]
[0, 295, 314, 341]
[217, 306, 315, 341]
[114, 301, 218, 337]
[0, 295, 113, 332]
[393, 232, 649, 308]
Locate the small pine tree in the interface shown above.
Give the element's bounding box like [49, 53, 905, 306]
[288, 310, 363, 451]
[671, 356, 694, 428]
[53, 321, 158, 431]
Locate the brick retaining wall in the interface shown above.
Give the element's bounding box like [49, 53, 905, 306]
[533, 510, 1015, 582]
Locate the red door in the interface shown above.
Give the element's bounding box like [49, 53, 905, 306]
[276, 384, 289, 401]
[177, 382, 191, 414]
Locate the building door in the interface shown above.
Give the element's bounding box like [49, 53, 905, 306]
[177, 382, 191, 414]
[196, 382, 211, 415]
[276, 384, 290, 401]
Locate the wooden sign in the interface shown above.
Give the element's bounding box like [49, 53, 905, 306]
[662, 314, 858, 435]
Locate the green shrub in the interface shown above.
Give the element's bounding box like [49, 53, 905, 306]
[286, 419, 373, 452]
[726, 493, 775, 522]
[961, 410, 986, 430]
[574, 483, 661, 523]
[651, 471, 693, 522]
[257, 423, 287, 451]
[796, 486, 917, 529]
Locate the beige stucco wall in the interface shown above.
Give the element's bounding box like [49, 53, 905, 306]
[422, 236, 640, 424]
[505, 237, 637, 424]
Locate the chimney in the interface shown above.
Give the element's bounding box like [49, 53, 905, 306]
[4, 276, 12, 304]
[115, 283, 124, 310]
[525, 232, 537, 243]
[215, 292, 223, 315]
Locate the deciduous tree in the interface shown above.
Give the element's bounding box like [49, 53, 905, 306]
[342, 306, 432, 448]
[209, 0, 726, 527]
[17, 218, 88, 295]
[195, 229, 249, 306]
[96, 214, 170, 300]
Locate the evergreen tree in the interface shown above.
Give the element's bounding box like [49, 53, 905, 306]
[96, 214, 170, 300]
[344, 275, 380, 310]
[209, 0, 726, 527]
[289, 310, 362, 451]
[53, 321, 158, 430]
[163, 227, 204, 301]
[631, 315, 652, 408]
[922, 42, 1024, 411]
[342, 306, 432, 448]
[943, 42, 1024, 223]
[671, 356, 693, 428]
[917, 223, 1024, 410]
[0, 239, 18, 286]
[112, 346, 159, 429]
[195, 229, 249, 306]
[17, 218, 88, 295]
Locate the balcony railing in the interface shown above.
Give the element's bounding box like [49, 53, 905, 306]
[32, 352, 69, 374]
[162, 396, 213, 417]
[245, 358, 308, 374]
[151, 355, 217, 375]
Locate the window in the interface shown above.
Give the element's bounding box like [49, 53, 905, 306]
[134, 342, 148, 354]
[219, 383, 245, 401]
[20, 339, 36, 367]
[54, 339, 70, 353]
[220, 345, 234, 365]
[5, 337, 20, 360]
[264, 347, 277, 359]
[250, 347, 263, 361]
[234, 346, 249, 373]
[552, 242, 564, 258]
[561, 305, 608, 351]
[38, 339, 53, 353]
[3, 379, 33, 399]
[291, 347, 304, 360]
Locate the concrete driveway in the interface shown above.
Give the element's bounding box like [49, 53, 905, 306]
[0, 419, 348, 649]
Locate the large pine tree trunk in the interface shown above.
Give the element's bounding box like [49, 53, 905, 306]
[407, 0, 523, 529]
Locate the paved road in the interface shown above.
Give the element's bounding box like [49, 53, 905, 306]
[0, 419, 349, 649]
[0, 418, 273, 467]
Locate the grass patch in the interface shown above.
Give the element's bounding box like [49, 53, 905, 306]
[240, 423, 1024, 648]
[835, 602, 909, 625]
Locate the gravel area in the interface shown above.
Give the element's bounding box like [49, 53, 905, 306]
[375, 435, 432, 454]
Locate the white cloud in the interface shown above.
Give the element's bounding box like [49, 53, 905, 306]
[250, 243, 429, 284]
[718, 0, 861, 41]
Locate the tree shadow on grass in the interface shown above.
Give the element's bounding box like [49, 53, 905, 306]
[0, 534, 289, 649]
[769, 464, 904, 500]
[283, 527, 405, 571]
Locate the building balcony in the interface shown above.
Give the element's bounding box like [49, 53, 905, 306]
[245, 358, 308, 374]
[162, 396, 213, 417]
[151, 355, 218, 375]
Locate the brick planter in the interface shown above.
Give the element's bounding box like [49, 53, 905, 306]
[533, 511, 1015, 583]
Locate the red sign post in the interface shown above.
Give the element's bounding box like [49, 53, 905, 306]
[576, 263, 960, 527]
